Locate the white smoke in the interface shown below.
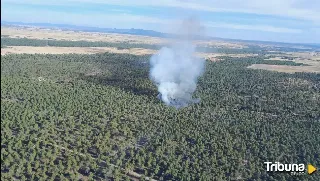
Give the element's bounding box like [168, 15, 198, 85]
[150, 18, 205, 108]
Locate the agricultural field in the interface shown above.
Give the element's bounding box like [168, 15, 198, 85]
[1, 27, 320, 181]
[247, 54, 320, 73]
[1, 26, 247, 48]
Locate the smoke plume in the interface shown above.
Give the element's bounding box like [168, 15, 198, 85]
[150, 18, 205, 108]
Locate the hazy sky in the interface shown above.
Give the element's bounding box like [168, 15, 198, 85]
[2, 0, 319, 43]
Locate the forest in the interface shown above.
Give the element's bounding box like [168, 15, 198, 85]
[1, 50, 320, 180]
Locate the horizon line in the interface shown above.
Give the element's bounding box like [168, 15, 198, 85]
[1, 20, 319, 46]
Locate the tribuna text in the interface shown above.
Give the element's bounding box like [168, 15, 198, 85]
[264, 162, 305, 172]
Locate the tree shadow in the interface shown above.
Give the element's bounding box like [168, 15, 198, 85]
[77, 53, 161, 103]
[79, 72, 158, 98]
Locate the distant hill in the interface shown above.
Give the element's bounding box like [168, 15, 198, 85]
[1, 21, 171, 38]
[1, 21, 319, 50]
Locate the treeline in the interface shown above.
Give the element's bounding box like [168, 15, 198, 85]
[217, 56, 308, 66]
[197, 45, 271, 54]
[1, 37, 163, 50]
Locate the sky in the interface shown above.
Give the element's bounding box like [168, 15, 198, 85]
[1, 0, 320, 43]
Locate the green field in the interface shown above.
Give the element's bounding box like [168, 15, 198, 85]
[1, 52, 319, 180]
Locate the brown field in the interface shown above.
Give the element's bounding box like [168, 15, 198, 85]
[253, 54, 320, 73]
[2, 26, 319, 73]
[1, 26, 167, 45]
[1, 46, 157, 55]
[1, 26, 251, 59]
[1, 26, 247, 48]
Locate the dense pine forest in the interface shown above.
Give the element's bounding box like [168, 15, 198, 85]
[1, 50, 319, 180]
